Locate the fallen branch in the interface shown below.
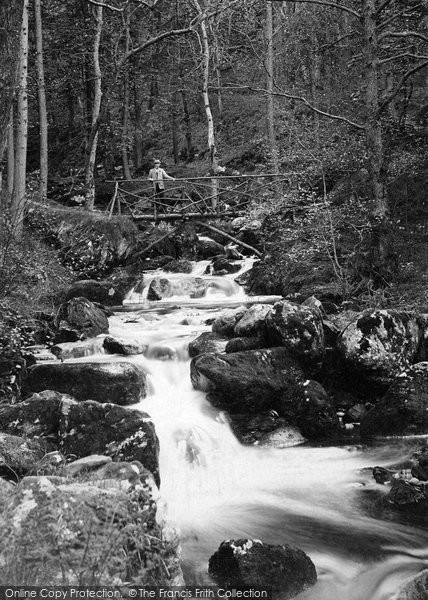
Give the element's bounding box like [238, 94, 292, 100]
[194, 220, 262, 258]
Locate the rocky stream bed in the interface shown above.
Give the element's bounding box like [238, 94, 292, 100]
[0, 250, 428, 599]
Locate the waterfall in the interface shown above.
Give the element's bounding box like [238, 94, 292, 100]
[76, 256, 428, 599]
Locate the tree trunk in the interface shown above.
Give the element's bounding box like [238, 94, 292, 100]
[192, 0, 219, 208]
[7, 109, 14, 197]
[180, 83, 193, 161]
[171, 90, 179, 164]
[84, 5, 103, 211]
[11, 0, 29, 237]
[121, 5, 132, 180]
[266, 1, 279, 173]
[34, 0, 48, 200]
[362, 0, 390, 275]
[0, 0, 24, 167]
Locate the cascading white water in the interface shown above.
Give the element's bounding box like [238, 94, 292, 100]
[81, 256, 428, 599]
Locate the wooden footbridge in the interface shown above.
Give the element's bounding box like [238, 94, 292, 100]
[105, 174, 293, 223]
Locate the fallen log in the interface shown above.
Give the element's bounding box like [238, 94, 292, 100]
[194, 220, 262, 258]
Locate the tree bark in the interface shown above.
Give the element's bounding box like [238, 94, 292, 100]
[121, 4, 132, 180]
[7, 109, 14, 197]
[0, 0, 24, 167]
[192, 0, 219, 209]
[84, 4, 103, 211]
[266, 0, 279, 172]
[11, 0, 29, 237]
[362, 0, 390, 274]
[35, 0, 48, 200]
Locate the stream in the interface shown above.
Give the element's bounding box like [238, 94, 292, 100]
[88, 258, 428, 599]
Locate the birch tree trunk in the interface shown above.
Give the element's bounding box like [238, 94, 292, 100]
[192, 0, 219, 208]
[84, 5, 103, 211]
[11, 0, 29, 237]
[266, 0, 279, 173]
[7, 109, 14, 197]
[35, 0, 48, 200]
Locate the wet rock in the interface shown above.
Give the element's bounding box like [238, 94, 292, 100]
[188, 332, 228, 357]
[65, 279, 130, 306]
[0, 390, 64, 440]
[26, 362, 147, 406]
[266, 300, 325, 365]
[54, 297, 109, 343]
[212, 306, 248, 336]
[230, 413, 305, 447]
[50, 337, 105, 360]
[360, 363, 428, 438]
[0, 433, 50, 481]
[208, 539, 317, 598]
[225, 335, 268, 353]
[59, 399, 160, 486]
[87, 460, 156, 490]
[147, 277, 207, 301]
[142, 255, 175, 270]
[396, 569, 428, 600]
[191, 348, 305, 415]
[336, 310, 424, 388]
[285, 380, 339, 440]
[163, 259, 193, 274]
[0, 474, 181, 585]
[212, 258, 241, 275]
[196, 238, 224, 258]
[234, 304, 272, 337]
[383, 478, 428, 509]
[343, 403, 367, 424]
[373, 466, 395, 484]
[103, 336, 148, 356]
[64, 455, 113, 478]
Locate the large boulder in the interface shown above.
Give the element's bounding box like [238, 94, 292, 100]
[147, 277, 207, 301]
[212, 306, 248, 336]
[163, 259, 193, 274]
[0, 390, 64, 440]
[361, 363, 428, 438]
[54, 297, 109, 343]
[396, 570, 428, 600]
[59, 399, 160, 486]
[50, 337, 105, 360]
[225, 335, 268, 353]
[0, 474, 181, 585]
[212, 258, 241, 275]
[196, 237, 224, 258]
[208, 539, 317, 598]
[65, 278, 130, 306]
[103, 336, 148, 356]
[266, 300, 325, 365]
[234, 304, 272, 337]
[188, 332, 228, 357]
[230, 413, 305, 447]
[336, 310, 424, 388]
[26, 362, 147, 406]
[191, 348, 305, 414]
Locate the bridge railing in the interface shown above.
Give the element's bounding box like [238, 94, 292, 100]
[105, 174, 298, 221]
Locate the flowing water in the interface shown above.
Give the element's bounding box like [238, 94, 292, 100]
[84, 257, 428, 599]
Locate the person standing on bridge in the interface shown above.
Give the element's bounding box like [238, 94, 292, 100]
[148, 159, 175, 200]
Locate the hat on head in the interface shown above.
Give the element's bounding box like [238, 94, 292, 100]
[154, 159, 161, 164]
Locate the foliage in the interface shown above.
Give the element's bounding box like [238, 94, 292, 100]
[27, 205, 139, 278]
